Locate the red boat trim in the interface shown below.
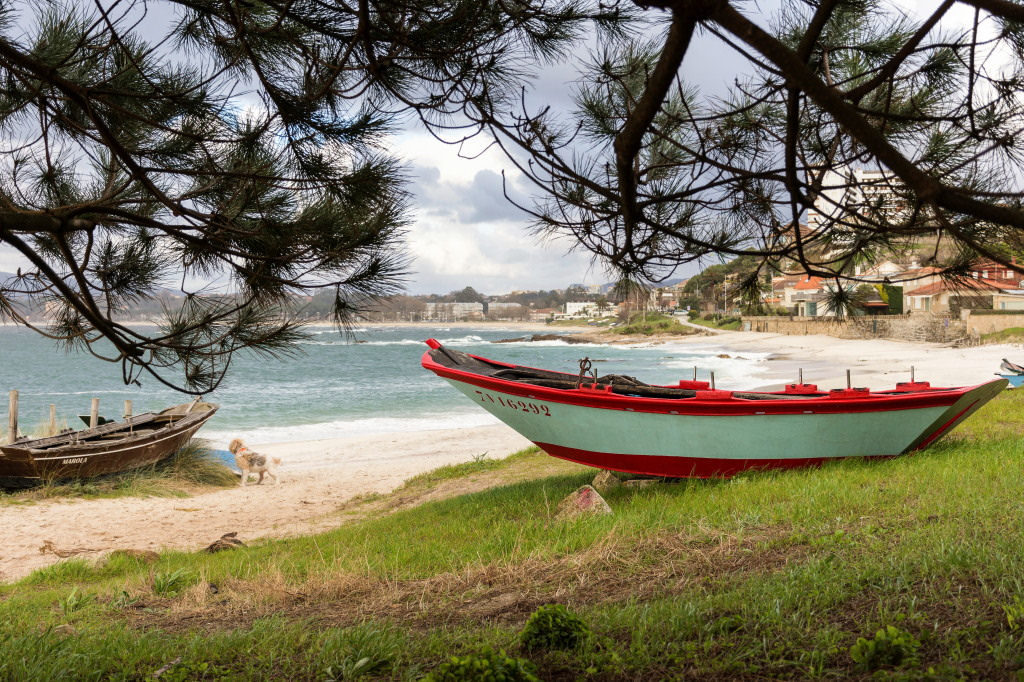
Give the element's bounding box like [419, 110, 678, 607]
[421, 349, 972, 416]
[536, 442, 893, 479]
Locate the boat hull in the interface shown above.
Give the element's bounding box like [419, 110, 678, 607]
[424, 345, 1006, 478]
[998, 373, 1024, 388]
[0, 403, 218, 488]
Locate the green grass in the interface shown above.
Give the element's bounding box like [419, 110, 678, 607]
[690, 314, 743, 330]
[397, 448, 537, 490]
[3, 393, 1024, 679]
[0, 442, 236, 504]
[546, 317, 617, 328]
[614, 313, 700, 336]
[982, 326, 1024, 344]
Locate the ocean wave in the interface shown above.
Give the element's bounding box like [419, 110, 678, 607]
[20, 389, 156, 397]
[305, 327, 368, 336]
[300, 335, 490, 347]
[201, 410, 500, 445]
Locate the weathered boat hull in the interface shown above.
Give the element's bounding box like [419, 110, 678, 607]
[0, 402, 218, 488]
[422, 343, 1005, 478]
[997, 373, 1024, 388]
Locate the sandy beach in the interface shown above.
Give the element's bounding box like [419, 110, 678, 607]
[3, 330, 1020, 583]
[658, 330, 1018, 390]
[1, 424, 532, 583]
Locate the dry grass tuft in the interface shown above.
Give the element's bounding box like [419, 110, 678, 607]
[127, 525, 806, 635]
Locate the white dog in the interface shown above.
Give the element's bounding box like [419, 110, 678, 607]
[228, 438, 282, 486]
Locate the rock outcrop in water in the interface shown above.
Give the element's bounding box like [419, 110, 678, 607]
[494, 333, 592, 344]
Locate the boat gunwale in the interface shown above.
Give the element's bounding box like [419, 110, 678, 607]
[0, 403, 217, 456]
[421, 346, 994, 417]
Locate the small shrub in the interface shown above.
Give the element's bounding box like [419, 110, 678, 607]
[158, 660, 233, 681]
[850, 625, 920, 671]
[1005, 595, 1024, 631]
[422, 648, 538, 682]
[152, 568, 195, 596]
[520, 603, 589, 651]
[58, 587, 93, 615]
[320, 624, 402, 680]
[110, 590, 139, 610]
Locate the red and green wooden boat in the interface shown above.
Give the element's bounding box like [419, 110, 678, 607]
[421, 339, 1006, 478]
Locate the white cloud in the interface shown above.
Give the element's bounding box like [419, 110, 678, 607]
[394, 130, 604, 295]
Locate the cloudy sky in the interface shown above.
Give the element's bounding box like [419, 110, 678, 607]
[393, 20, 757, 296]
[394, 128, 601, 295]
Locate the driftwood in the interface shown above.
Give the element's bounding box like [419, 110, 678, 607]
[204, 532, 245, 553]
[38, 539, 102, 558]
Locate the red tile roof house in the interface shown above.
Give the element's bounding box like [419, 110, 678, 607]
[902, 260, 1024, 313]
[782, 275, 890, 316]
[789, 276, 825, 316]
[903, 277, 1016, 314]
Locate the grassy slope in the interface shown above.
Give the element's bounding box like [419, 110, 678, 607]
[611, 314, 700, 336]
[689, 315, 743, 331]
[983, 327, 1024, 344]
[2, 392, 1024, 679]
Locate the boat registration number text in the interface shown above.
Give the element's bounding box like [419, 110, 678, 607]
[474, 391, 551, 416]
[61, 457, 88, 464]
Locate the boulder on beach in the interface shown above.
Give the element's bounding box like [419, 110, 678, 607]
[555, 485, 612, 519]
[592, 470, 621, 493]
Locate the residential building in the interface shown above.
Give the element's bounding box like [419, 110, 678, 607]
[903, 278, 1003, 314]
[563, 301, 594, 317]
[529, 307, 557, 322]
[790, 276, 824, 317]
[423, 301, 484, 321]
[805, 165, 906, 236]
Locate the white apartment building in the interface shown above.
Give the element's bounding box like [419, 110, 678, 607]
[805, 165, 906, 235]
[423, 301, 484, 321]
[563, 301, 594, 317]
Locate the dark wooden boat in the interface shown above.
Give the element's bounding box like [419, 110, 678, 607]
[0, 400, 218, 488]
[1000, 358, 1024, 375]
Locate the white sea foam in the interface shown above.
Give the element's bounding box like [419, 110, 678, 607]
[202, 410, 500, 445]
[302, 334, 493, 347]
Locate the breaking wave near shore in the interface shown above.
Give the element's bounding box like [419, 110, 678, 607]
[0, 324, 773, 445]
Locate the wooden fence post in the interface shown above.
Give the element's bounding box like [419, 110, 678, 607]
[89, 398, 100, 430]
[7, 390, 17, 444]
[49, 404, 57, 435]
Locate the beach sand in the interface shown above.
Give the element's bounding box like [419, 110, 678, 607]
[0, 424, 531, 583]
[3, 331, 1020, 583]
[660, 331, 1018, 390]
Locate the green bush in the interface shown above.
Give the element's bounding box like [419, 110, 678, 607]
[519, 603, 590, 651]
[849, 625, 920, 671]
[422, 648, 538, 681]
[1004, 595, 1024, 631]
[687, 309, 698, 319]
[152, 568, 196, 597]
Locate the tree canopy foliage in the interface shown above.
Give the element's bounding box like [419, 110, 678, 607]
[469, 0, 1024, 307]
[0, 0, 611, 392]
[4, 0, 1024, 390]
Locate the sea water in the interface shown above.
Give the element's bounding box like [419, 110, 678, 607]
[0, 325, 772, 444]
